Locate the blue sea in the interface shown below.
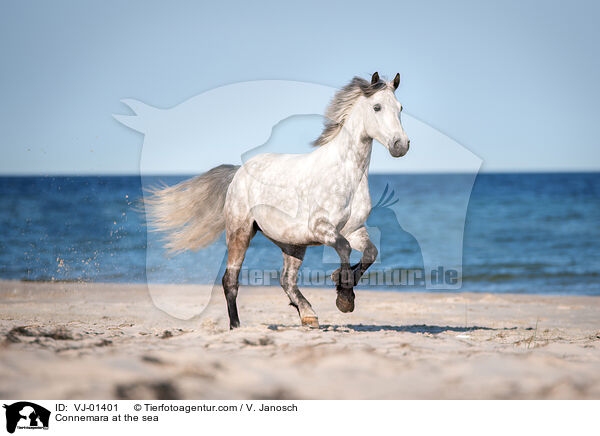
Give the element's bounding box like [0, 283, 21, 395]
[1, 173, 599, 295]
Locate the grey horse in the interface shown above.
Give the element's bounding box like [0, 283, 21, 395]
[146, 72, 409, 329]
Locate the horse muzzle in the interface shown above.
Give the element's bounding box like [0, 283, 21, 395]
[389, 139, 410, 157]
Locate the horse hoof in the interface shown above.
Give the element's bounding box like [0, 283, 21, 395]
[301, 316, 320, 328]
[336, 294, 355, 313]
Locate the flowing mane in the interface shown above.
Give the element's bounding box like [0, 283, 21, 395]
[313, 76, 391, 146]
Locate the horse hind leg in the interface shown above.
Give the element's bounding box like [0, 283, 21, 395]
[279, 245, 319, 328]
[222, 225, 255, 329]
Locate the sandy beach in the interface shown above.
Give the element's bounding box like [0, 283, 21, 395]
[0, 280, 599, 400]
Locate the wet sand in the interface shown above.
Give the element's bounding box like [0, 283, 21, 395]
[1, 280, 599, 399]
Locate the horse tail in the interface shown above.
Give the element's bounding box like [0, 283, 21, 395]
[144, 164, 240, 253]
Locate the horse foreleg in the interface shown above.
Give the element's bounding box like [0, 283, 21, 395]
[332, 227, 378, 287]
[309, 217, 355, 313]
[279, 245, 319, 328]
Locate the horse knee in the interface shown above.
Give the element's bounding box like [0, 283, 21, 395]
[309, 215, 340, 246]
[364, 243, 378, 264]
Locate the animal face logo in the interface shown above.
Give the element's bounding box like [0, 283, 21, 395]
[3, 402, 50, 434]
[114, 79, 481, 320]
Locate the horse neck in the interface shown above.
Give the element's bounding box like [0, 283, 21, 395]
[325, 115, 373, 178]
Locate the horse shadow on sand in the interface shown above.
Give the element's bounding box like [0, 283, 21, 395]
[268, 324, 524, 334]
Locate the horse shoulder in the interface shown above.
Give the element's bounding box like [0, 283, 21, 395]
[341, 175, 372, 235]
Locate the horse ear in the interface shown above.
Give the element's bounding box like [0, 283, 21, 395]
[393, 73, 400, 90]
[371, 72, 380, 85]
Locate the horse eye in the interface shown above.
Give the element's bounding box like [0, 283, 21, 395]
[373, 104, 381, 112]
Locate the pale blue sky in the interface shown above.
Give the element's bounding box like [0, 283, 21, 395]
[1, 0, 599, 174]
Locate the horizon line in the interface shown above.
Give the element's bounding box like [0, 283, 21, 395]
[1, 169, 599, 177]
